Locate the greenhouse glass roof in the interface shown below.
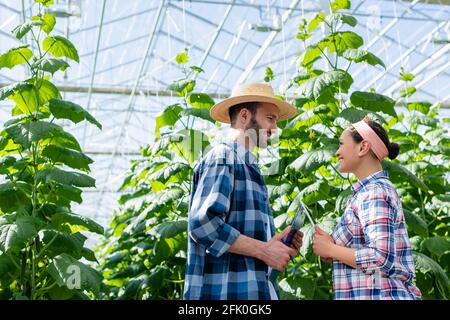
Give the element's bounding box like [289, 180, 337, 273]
[1, 0, 449, 227]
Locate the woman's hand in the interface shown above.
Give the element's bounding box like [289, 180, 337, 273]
[312, 225, 335, 259]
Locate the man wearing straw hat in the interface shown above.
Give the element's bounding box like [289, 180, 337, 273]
[184, 83, 303, 300]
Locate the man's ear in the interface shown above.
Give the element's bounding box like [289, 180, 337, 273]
[358, 140, 371, 157]
[238, 108, 251, 126]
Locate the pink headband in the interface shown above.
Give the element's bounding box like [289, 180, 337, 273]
[352, 118, 388, 161]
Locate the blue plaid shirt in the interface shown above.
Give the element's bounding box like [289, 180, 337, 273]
[183, 140, 277, 300]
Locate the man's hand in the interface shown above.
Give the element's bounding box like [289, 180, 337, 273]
[312, 225, 335, 259]
[260, 227, 299, 271]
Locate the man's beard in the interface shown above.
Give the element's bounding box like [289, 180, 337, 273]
[245, 116, 269, 148]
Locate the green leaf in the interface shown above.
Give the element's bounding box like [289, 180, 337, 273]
[36, 168, 96, 188]
[298, 70, 353, 100]
[187, 93, 215, 109]
[269, 183, 294, 200]
[11, 22, 38, 40]
[403, 209, 428, 237]
[342, 48, 385, 68]
[38, 229, 86, 257]
[0, 215, 36, 252]
[308, 12, 326, 31]
[335, 108, 387, 129]
[48, 99, 102, 129]
[327, 13, 357, 27]
[407, 102, 431, 115]
[153, 220, 187, 239]
[47, 253, 103, 295]
[0, 82, 32, 101]
[8, 83, 38, 115]
[181, 108, 214, 123]
[147, 162, 191, 184]
[0, 45, 33, 69]
[52, 212, 104, 235]
[326, 32, 363, 52]
[42, 145, 93, 171]
[264, 66, 275, 82]
[168, 79, 196, 97]
[335, 188, 352, 214]
[409, 115, 437, 128]
[287, 147, 335, 173]
[6, 121, 81, 150]
[155, 104, 183, 138]
[34, 58, 69, 75]
[381, 160, 429, 192]
[0, 182, 31, 213]
[350, 91, 396, 117]
[301, 44, 324, 68]
[170, 129, 210, 164]
[299, 181, 330, 205]
[413, 252, 450, 289]
[399, 87, 416, 98]
[330, 0, 350, 12]
[422, 237, 450, 258]
[175, 49, 188, 64]
[35, 79, 62, 105]
[41, 13, 56, 33]
[43, 36, 80, 63]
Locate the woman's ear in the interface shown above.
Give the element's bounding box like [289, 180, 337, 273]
[358, 140, 371, 157]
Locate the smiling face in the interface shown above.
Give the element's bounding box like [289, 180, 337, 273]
[335, 128, 362, 173]
[244, 102, 279, 148]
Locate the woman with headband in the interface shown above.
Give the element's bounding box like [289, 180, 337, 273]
[312, 116, 421, 300]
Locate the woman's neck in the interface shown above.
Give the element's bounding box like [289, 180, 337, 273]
[354, 159, 383, 181]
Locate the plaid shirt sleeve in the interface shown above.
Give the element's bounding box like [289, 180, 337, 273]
[354, 186, 396, 274]
[188, 161, 241, 258]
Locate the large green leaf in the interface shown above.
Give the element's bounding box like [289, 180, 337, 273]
[0, 82, 33, 101]
[335, 188, 352, 214]
[48, 99, 102, 129]
[40, 13, 56, 34]
[34, 79, 62, 105]
[404, 209, 428, 237]
[307, 12, 326, 32]
[52, 212, 104, 235]
[407, 102, 431, 115]
[170, 129, 210, 164]
[350, 91, 396, 117]
[47, 253, 103, 295]
[42, 145, 93, 171]
[287, 147, 335, 173]
[147, 162, 191, 184]
[413, 252, 450, 289]
[6, 121, 81, 150]
[155, 104, 183, 138]
[299, 181, 331, 205]
[342, 48, 385, 68]
[422, 236, 450, 258]
[153, 220, 187, 239]
[325, 32, 363, 52]
[382, 160, 429, 192]
[38, 229, 86, 257]
[8, 83, 38, 115]
[298, 70, 353, 100]
[0, 215, 36, 252]
[36, 167, 96, 188]
[181, 108, 215, 123]
[0, 45, 33, 69]
[301, 44, 324, 68]
[335, 108, 387, 127]
[187, 93, 215, 109]
[43, 36, 79, 62]
[33, 58, 69, 75]
[0, 182, 31, 213]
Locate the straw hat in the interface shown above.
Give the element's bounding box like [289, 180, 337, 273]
[210, 83, 297, 123]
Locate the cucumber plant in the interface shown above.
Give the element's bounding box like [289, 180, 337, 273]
[0, 0, 104, 299]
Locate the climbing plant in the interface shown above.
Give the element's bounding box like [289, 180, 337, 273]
[0, 0, 103, 300]
[97, 49, 214, 299]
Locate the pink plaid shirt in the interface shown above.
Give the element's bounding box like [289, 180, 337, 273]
[331, 170, 421, 300]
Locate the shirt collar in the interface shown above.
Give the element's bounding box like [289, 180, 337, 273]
[222, 139, 257, 166]
[351, 170, 388, 194]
